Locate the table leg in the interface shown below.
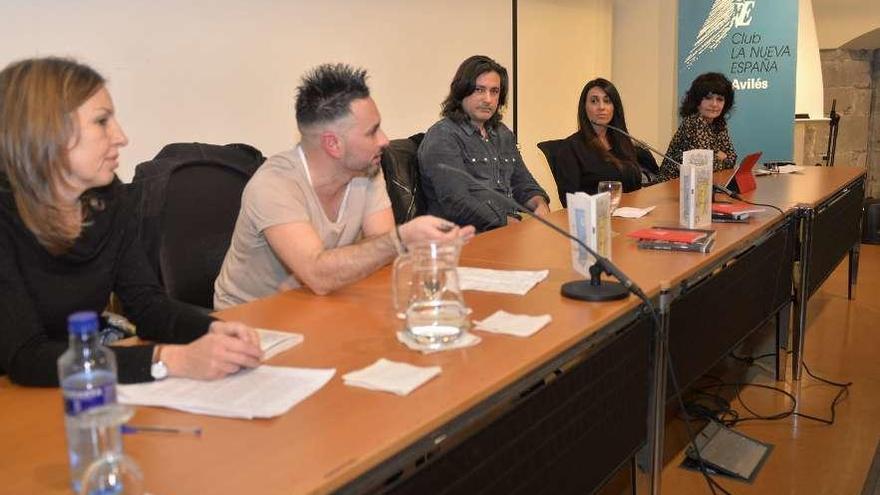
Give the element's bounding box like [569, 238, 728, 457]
[791, 207, 813, 380]
[848, 243, 860, 300]
[775, 302, 791, 381]
[631, 456, 639, 495]
[648, 290, 672, 495]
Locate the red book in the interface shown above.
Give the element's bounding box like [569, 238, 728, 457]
[712, 203, 765, 215]
[626, 227, 710, 243]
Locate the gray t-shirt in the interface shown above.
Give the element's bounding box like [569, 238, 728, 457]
[213, 146, 391, 309]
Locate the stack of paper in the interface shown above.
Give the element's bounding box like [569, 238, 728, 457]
[457, 267, 549, 295]
[118, 366, 335, 419]
[343, 359, 441, 396]
[258, 328, 303, 361]
[473, 310, 552, 337]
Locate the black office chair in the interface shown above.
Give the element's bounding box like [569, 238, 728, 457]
[537, 138, 568, 206]
[133, 142, 265, 309]
[635, 145, 660, 184]
[381, 133, 426, 224]
[540, 139, 661, 195]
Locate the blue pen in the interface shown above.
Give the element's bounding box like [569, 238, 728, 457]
[122, 424, 202, 436]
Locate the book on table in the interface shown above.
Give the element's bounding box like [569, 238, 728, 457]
[627, 226, 716, 253]
[566, 191, 612, 276]
[712, 202, 765, 221]
[680, 149, 713, 229]
[712, 203, 765, 215]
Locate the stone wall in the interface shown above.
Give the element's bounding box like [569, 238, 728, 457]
[803, 49, 878, 198]
[870, 50, 880, 198]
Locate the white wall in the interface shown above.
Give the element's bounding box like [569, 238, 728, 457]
[796, 0, 826, 120]
[0, 0, 512, 181]
[611, 0, 680, 158]
[812, 0, 880, 49]
[518, 0, 614, 210]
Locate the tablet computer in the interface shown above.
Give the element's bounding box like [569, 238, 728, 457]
[722, 151, 762, 194]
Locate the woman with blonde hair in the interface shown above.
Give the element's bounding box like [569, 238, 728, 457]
[0, 57, 262, 386]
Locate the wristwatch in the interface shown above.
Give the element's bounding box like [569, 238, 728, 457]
[150, 345, 169, 380]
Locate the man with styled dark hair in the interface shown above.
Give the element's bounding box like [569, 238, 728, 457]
[418, 55, 549, 232]
[215, 64, 473, 307]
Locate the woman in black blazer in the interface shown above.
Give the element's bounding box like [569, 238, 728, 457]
[551, 78, 646, 207]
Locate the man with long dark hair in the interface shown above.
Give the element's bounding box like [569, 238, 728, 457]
[418, 55, 549, 232]
[214, 64, 473, 307]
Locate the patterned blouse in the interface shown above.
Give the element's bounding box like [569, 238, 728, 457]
[657, 113, 737, 182]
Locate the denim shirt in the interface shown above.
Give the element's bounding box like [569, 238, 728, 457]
[417, 117, 548, 232]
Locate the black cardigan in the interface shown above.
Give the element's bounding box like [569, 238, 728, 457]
[553, 132, 642, 207]
[0, 174, 214, 386]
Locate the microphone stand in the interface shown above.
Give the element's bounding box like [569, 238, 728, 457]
[595, 121, 678, 171]
[436, 163, 643, 302]
[823, 99, 840, 167]
[594, 121, 734, 201]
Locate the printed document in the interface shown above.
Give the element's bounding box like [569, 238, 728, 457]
[118, 366, 335, 419]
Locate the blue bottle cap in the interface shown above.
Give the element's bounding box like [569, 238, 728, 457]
[68, 311, 99, 335]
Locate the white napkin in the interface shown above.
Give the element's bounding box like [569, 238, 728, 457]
[612, 206, 656, 218]
[457, 267, 549, 295]
[257, 328, 303, 361]
[396, 331, 481, 354]
[342, 358, 441, 396]
[473, 310, 552, 337]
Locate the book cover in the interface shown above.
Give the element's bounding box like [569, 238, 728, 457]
[637, 236, 715, 253]
[712, 203, 765, 215]
[711, 214, 751, 223]
[680, 150, 713, 229]
[627, 226, 712, 243]
[566, 191, 612, 276]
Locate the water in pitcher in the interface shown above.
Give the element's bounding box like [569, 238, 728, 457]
[405, 299, 467, 347]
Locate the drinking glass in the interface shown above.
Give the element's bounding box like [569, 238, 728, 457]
[597, 181, 623, 211]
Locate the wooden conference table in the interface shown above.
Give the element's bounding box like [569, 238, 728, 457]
[0, 166, 865, 495]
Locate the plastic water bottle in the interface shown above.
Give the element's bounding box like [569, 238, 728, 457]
[58, 311, 119, 494]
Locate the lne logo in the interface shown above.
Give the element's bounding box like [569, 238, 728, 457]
[733, 0, 756, 27]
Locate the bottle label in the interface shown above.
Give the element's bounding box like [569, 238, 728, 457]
[63, 383, 117, 416]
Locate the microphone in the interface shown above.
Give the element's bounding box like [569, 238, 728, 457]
[436, 163, 647, 302]
[592, 120, 736, 199]
[591, 120, 683, 171]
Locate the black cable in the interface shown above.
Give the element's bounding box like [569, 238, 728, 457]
[687, 376, 797, 427]
[665, 342, 732, 495]
[794, 360, 852, 425]
[727, 193, 785, 215]
[686, 357, 852, 427]
[632, 298, 731, 494]
[802, 360, 852, 388]
[729, 352, 775, 365]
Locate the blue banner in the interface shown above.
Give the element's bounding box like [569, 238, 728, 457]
[678, 0, 798, 162]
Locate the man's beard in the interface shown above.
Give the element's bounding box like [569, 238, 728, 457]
[363, 162, 381, 179]
[357, 163, 382, 179]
